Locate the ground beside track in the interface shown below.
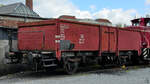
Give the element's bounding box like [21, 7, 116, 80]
[0, 65, 150, 84]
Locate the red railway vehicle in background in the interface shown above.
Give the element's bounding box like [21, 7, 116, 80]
[126, 17, 150, 61]
[5, 15, 150, 74]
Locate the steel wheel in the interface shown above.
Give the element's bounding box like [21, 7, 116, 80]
[64, 58, 78, 75]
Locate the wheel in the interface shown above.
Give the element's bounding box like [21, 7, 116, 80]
[27, 53, 40, 71]
[64, 57, 78, 75]
[27, 52, 34, 65]
[119, 56, 130, 65]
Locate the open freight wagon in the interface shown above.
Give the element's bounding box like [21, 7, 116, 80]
[6, 16, 144, 74]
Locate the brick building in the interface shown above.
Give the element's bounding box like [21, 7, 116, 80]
[0, 0, 48, 74]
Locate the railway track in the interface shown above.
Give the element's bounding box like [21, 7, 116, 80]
[77, 64, 150, 74]
[0, 64, 150, 84]
[1, 64, 150, 80]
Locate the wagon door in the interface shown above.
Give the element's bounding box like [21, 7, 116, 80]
[18, 31, 44, 50]
[101, 27, 109, 52]
[101, 27, 117, 53]
[109, 28, 117, 53]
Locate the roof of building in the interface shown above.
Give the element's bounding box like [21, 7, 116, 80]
[0, 3, 40, 18]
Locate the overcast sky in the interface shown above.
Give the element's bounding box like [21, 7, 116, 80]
[0, 0, 150, 25]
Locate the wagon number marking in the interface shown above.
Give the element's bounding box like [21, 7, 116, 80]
[79, 34, 85, 44]
[60, 24, 69, 40]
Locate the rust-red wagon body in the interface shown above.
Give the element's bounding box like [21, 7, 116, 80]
[18, 18, 142, 60]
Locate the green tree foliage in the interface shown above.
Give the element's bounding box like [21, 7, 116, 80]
[0, 4, 4, 7]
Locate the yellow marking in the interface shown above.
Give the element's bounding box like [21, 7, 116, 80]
[122, 65, 126, 69]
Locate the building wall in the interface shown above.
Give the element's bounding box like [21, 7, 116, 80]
[0, 28, 23, 76]
[0, 40, 26, 76]
[0, 28, 17, 51]
[0, 16, 47, 28]
[0, 15, 47, 75]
